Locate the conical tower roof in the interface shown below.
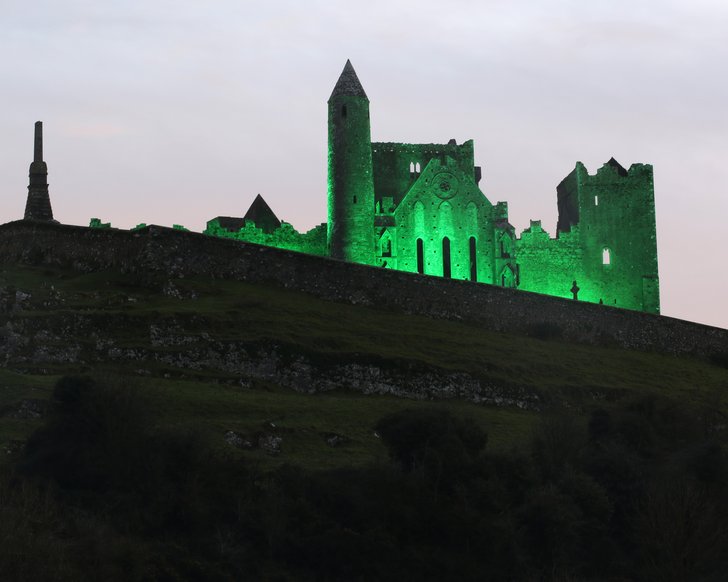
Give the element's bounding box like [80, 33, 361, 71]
[329, 59, 368, 101]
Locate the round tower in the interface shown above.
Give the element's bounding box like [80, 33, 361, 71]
[327, 60, 375, 264]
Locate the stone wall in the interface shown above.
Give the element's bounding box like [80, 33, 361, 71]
[372, 140, 477, 207]
[0, 220, 725, 359]
[204, 219, 327, 257]
[516, 221, 583, 300]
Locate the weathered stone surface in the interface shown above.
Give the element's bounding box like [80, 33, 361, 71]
[8, 399, 46, 419]
[23, 122, 55, 222]
[223, 430, 245, 448]
[258, 434, 282, 455]
[211, 62, 659, 314]
[0, 300, 545, 410]
[0, 221, 722, 360]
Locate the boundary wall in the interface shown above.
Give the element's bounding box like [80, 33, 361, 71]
[0, 220, 725, 358]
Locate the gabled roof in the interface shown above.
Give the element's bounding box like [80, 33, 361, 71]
[329, 59, 368, 101]
[243, 194, 281, 234]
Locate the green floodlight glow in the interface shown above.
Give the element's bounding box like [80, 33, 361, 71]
[89, 218, 111, 229]
[203, 63, 659, 315]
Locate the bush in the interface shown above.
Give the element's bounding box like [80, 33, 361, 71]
[375, 408, 487, 491]
[19, 376, 153, 492]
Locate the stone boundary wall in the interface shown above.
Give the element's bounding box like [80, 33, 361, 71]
[1, 220, 726, 359]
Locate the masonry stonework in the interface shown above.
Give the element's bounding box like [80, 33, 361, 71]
[23, 121, 55, 222]
[206, 61, 660, 314]
[0, 222, 722, 360]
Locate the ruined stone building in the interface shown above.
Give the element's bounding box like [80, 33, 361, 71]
[206, 61, 659, 313]
[18, 63, 656, 313]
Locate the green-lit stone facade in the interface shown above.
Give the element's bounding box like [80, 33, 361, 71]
[516, 161, 659, 312]
[327, 60, 376, 265]
[205, 218, 327, 256]
[206, 62, 659, 314]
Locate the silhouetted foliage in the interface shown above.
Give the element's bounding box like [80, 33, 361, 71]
[375, 408, 487, 481]
[3, 377, 728, 581]
[20, 376, 152, 491]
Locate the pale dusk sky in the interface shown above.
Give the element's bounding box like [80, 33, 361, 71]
[2, 1, 727, 328]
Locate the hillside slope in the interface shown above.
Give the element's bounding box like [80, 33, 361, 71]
[2, 262, 726, 468]
[2, 259, 728, 581]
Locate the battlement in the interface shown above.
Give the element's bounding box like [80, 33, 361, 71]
[372, 139, 473, 155]
[574, 160, 654, 180]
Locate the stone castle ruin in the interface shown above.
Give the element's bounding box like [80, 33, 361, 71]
[19, 61, 659, 314]
[206, 61, 659, 313]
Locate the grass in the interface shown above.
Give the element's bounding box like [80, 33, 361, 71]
[1, 263, 727, 470]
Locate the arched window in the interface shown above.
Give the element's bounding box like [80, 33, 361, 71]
[442, 237, 451, 279]
[469, 236, 477, 281]
[415, 162, 421, 173]
[416, 238, 424, 274]
[602, 248, 611, 265]
[410, 161, 415, 173]
[341, 105, 347, 118]
[381, 233, 392, 257]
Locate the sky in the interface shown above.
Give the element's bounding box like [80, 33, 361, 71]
[1, 0, 727, 329]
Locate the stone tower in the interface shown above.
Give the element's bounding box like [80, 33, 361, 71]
[24, 121, 55, 221]
[556, 159, 659, 313]
[327, 60, 375, 264]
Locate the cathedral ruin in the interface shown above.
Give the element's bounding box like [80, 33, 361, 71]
[206, 61, 660, 313]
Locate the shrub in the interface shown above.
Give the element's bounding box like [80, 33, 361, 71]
[375, 408, 487, 489]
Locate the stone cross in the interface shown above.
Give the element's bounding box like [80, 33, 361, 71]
[571, 280, 580, 300]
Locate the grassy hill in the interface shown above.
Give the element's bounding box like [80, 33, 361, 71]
[2, 262, 726, 468]
[1, 262, 728, 581]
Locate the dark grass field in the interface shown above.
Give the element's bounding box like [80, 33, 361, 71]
[2, 264, 726, 470]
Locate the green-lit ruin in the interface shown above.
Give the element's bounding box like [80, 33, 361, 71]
[19, 61, 658, 314]
[205, 61, 659, 313]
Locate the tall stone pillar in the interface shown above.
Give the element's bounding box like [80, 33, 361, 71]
[24, 121, 55, 221]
